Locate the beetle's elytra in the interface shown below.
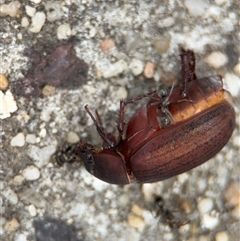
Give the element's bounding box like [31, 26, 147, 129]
[58, 50, 235, 185]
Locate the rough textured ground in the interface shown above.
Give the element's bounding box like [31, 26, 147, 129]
[0, 1, 239, 241]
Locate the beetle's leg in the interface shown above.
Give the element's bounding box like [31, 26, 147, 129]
[117, 91, 157, 137]
[180, 50, 197, 98]
[85, 105, 116, 149]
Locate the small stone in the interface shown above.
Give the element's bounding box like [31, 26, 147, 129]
[22, 165, 40, 181]
[42, 85, 55, 96]
[0, 74, 8, 90]
[115, 87, 128, 100]
[28, 204, 37, 216]
[153, 38, 170, 54]
[181, 200, 192, 214]
[184, 0, 209, 17]
[2, 188, 18, 205]
[197, 198, 214, 213]
[10, 133, 25, 147]
[224, 72, 240, 97]
[144, 62, 155, 78]
[129, 59, 144, 76]
[57, 24, 72, 40]
[12, 175, 25, 186]
[39, 128, 47, 138]
[29, 12, 46, 33]
[118, 193, 130, 206]
[102, 60, 128, 78]
[89, 27, 96, 38]
[21, 17, 29, 27]
[26, 134, 37, 144]
[100, 39, 115, 54]
[202, 214, 219, 229]
[214, 0, 227, 5]
[127, 215, 145, 229]
[215, 231, 229, 241]
[45, 1, 63, 22]
[25, 5, 36, 17]
[205, 51, 228, 68]
[67, 131, 80, 144]
[0, 90, 18, 119]
[0, 1, 21, 17]
[30, 0, 41, 3]
[4, 218, 20, 232]
[131, 205, 143, 216]
[157, 17, 174, 28]
[14, 233, 27, 241]
[233, 62, 240, 76]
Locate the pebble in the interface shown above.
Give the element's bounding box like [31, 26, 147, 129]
[115, 87, 128, 100]
[100, 39, 115, 54]
[28, 204, 37, 216]
[205, 51, 228, 68]
[102, 60, 128, 78]
[14, 233, 27, 241]
[10, 133, 25, 147]
[184, 0, 210, 17]
[22, 165, 40, 181]
[26, 134, 37, 144]
[153, 38, 170, 54]
[41, 85, 55, 96]
[197, 198, 214, 213]
[30, 0, 41, 3]
[0, 73, 8, 90]
[12, 175, 25, 186]
[215, 231, 229, 241]
[214, 0, 227, 5]
[157, 17, 175, 28]
[67, 131, 80, 144]
[39, 128, 47, 138]
[27, 144, 57, 168]
[21, 17, 29, 27]
[89, 27, 97, 38]
[129, 59, 144, 76]
[57, 24, 72, 40]
[224, 72, 240, 97]
[131, 205, 143, 216]
[45, 1, 63, 22]
[4, 218, 20, 232]
[0, 1, 21, 17]
[25, 5, 36, 17]
[144, 62, 155, 78]
[2, 188, 18, 205]
[29, 12, 46, 33]
[0, 90, 18, 119]
[201, 214, 219, 229]
[127, 215, 145, 229]
[233, 62, 240, 76]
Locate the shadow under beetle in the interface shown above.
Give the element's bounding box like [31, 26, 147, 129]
[57, 50, 235, 185]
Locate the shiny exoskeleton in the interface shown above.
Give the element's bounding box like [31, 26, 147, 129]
[58, 50, 235, 185]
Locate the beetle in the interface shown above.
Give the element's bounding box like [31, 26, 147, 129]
[58, 50, 235, 185]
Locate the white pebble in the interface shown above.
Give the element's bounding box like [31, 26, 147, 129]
[102, 60, 128, 78]
[25, 5, 36, 17]
[89, 27, 97, 38]
[27, 144, 57, 168]
[129, 59, 144, 76]
[205, 51, 228, 68]
[14, 234, 27, 241]
[10, 133, 25, 147]
[0, 90, 18, 119]
[4, 218, 20, 232]
[26, 134, 37, 144]
[67, 131, 80, 144]
[57, 24, 72, 40]
[202, 214, 219, 229]
[22, 165, 40, 181]
[29, 12, 46, 33]
[115, 87, 128, 100]
[184, 0, 209, 17]
[215, 231, 229, 241]
[12, 175, 25, 186]
[28, 204, 37, 216]
[197, 198, 214, 213]
[0, 1, 21, 17]
[45, 1, 63, 22]
[233, 62, 240, 76]
[30, 0, 41, 3]
[224, 72, 240, 97]
[21, 17, 29, 27]
[39, 128, 47, 138]
[157, 17, 174, 28]
[214, 0, 227, 5]
[2, 188, 18, 205]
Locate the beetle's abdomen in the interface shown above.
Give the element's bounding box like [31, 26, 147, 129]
[130, 101, 235, 183]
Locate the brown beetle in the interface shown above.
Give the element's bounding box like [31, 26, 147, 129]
[58, 50, 235, 185]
